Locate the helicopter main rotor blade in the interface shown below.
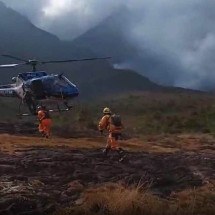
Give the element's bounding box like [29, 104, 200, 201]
[2, 54, 28, 62]
[0, 63, 26, 68]
[41, 57, 111, 64]
[0, 64, 20, 68]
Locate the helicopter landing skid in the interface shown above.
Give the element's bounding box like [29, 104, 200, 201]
[17, 105, 72, 117]
[17, 113, 33, 117]
[49, 107, 71, 113]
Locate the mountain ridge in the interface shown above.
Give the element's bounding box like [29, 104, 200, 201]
[0, 2, 192, 99]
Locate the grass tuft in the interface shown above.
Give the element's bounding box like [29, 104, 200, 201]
[54, 183, 215, 215]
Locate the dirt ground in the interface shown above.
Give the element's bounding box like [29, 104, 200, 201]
[0, 133, 214, 215]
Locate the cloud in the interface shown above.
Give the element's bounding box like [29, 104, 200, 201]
[41, 0, 126, 39]
[1, 0, 46, 24]
[1, 0, 215, 89]
[1, 0, 125, 39]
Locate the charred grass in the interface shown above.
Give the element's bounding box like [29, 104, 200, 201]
[0, 133, 214, 215]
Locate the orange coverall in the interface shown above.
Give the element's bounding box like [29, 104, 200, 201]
[98, 114, 123, 150]
[38, 110, 52, 138]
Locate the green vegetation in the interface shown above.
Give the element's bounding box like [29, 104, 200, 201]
[0, 98, 20, 121]
[52, 91, 215, 137]
[2, 91, 215, 137]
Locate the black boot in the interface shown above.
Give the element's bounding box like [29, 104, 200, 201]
[102, 148, 110, 156]
[40, 131, 45, 137]
[117, 148, 126, 162]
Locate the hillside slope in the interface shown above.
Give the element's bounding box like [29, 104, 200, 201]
[71, 7, 181, 85]
[0, 2, 162, 99]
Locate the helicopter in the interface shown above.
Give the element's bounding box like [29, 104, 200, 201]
[0, 54, 110, 116]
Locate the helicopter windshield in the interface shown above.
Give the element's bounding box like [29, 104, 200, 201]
[42, 75, 74, 93]
[58, 75, 76, 87]
[54, 75, 72, 87]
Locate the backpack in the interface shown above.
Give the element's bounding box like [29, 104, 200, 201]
[44, 110, 50, 119]
[110, 114, 122, 127]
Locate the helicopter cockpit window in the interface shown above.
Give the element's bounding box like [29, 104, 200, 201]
[54, 75, 71, 87]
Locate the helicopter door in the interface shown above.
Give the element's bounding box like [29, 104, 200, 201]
[30, 80, 45, 99]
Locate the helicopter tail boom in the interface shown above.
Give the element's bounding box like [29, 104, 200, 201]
[0, 86, 17, 97]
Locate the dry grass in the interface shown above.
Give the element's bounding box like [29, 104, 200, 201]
[0, 132, 214, 154]
[0, 134, 104, 154]
[54, 183, 215, 215]
[173, 184, 215, 215]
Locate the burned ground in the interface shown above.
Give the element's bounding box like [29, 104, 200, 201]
[0, 134, 214, 215]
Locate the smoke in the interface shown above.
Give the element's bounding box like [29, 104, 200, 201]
[1, 0, 215, 89]
[124, 0, 215, 89]
[113, 62, 133, 70]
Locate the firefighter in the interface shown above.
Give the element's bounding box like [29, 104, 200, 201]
[37, 105, 52, 138]
[98, 107, 125, 161]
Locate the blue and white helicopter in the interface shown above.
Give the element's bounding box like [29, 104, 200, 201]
[0, 54, 109, 116]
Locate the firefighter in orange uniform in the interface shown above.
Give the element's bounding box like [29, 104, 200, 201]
[37, 105, 52, 138]
[98, 107, 125, 161]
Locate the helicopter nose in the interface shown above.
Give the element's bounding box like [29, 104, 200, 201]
[65, 84, 79, 97]
[71, 86, 79, 97]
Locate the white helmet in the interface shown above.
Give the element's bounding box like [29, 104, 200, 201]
[103, 107, 111, 114]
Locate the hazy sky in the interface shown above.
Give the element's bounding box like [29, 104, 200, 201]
[1, 0, 215, 89]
